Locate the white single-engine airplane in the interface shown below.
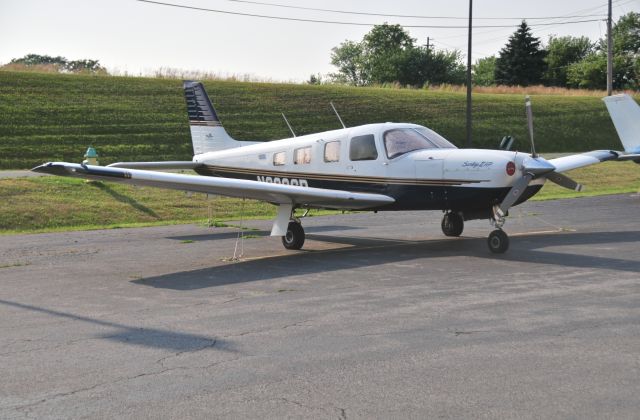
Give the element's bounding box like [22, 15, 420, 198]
[33, 82, 640, 253]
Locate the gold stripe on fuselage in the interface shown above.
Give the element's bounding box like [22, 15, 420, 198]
[201, 164, 489, 186]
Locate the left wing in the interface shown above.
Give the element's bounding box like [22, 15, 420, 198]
[32, 162, 394, 211]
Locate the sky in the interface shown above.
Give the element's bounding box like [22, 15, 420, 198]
[1, 0, 638, 82]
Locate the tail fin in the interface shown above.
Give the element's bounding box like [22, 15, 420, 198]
[602, 94, 640, 154]
[183, 81, 246, 155]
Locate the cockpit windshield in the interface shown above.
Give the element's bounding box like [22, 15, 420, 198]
[383, 127, 457, 159]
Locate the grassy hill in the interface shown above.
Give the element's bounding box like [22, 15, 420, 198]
[0, 71, 633, 169]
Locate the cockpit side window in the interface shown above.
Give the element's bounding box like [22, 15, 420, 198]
[349, 134, 378, 161]
[384, 128, 457, 159]
[414, 127, 457, 149]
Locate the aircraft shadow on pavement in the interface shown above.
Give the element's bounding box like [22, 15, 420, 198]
[0, 299, 236, 353]
[133, 230, 640, 291]
[167, 225, 362, 243]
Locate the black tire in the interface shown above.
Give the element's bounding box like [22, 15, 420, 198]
[441, 212, 464, 237]
[282, 222, 305, 250]
[487, 229, 509, 254]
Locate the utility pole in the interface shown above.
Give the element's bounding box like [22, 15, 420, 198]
[466, 0, 473, 147]
[426, 37, 430, 52]
[607, 0, 613, 96]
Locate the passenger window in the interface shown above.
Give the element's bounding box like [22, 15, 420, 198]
[324, 141, 340, 162]
[349, 134, 378, 161]
[294, 146, 312, 164]
[273, 151, 286, 166]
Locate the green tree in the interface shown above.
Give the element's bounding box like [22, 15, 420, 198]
[361, 23, 415, 84]
[567, 12, 640, 90]
[65, 59, 107, 74]
[473, 56, 496, 86]
[543, 36, 592, 87]
[10, 53, 67, 66]
[330, 40, 368, 86]
[495, 21, 546, 86]
[330, 24, 465, 87]
[7, 54, 107, 75]
[566, 54, 607, 89]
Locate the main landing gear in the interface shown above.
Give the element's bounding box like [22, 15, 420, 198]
[441, 211, 464, 237]
[282, 219, 305, 250]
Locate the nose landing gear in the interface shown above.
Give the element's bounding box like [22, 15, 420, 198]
[488, 205, 509, 254]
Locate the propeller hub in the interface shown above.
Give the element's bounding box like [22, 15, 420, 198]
[521, 156, 556, 178]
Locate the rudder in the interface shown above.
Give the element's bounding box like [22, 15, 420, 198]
[183, 80, 241, 155]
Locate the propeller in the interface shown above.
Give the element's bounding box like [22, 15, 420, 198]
[496, 97, 583, 217]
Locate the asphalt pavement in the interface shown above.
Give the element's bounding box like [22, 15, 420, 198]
[0, 194, 639, 419]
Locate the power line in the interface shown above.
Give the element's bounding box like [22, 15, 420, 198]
[136, 0, 605, 29]
[437, 0, 618, 41]
[219, 0, 606, 20]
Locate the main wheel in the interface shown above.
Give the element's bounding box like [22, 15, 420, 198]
[487, 229, 509, 254]
[282, 222, 305, 250]
[441, 212, 464, 237]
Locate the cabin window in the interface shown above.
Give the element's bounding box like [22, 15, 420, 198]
[349, 134, 378, 161]
[324, 141, 340, 162]
[294, 146, 312, 164]
[273, 151, 286, 166]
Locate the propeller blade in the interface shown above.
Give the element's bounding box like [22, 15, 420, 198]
[498, 173, 534, 216]
[525, 96, 537, 158]
[545, 172, 584, 192]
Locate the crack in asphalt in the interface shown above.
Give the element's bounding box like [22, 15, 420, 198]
[224, 319, 313, 339]
[6, 348, 243, 416]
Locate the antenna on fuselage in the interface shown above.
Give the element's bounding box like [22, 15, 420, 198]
[525, 96, 538, 158]
[281, 113, 296, 137]
[330, 102, 347, 129]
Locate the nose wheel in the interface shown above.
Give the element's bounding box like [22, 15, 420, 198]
[487, 229, 509, 253]
[282, 221, 305, 250]
[487, 205, 510, 253]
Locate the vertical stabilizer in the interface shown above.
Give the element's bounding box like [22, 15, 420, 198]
[602, 94, 640, 154]
[183, 81, 246, 155]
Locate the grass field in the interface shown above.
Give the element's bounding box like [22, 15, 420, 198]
[1, 70, 637, 170]
[1, 161, 638, 234]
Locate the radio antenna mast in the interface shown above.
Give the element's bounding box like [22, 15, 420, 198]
[281, 113, 296, 137]
[330, 102, 347, 129]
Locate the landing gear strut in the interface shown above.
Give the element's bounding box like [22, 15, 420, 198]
[441, 211, 464, 237]
[282, 220, 305, 250]
[488, 205, 509, 254]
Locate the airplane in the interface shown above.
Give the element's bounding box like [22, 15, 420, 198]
[32, 81, 640, 253]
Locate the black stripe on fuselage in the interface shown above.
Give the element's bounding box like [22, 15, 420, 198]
[194, 165, 542, 211]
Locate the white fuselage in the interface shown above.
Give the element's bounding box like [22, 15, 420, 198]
[193, 123, 543, 193]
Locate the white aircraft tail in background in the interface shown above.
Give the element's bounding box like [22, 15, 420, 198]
[603, 94, 640, 155]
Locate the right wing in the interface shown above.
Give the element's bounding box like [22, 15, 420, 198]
[32, 162, 395, 211]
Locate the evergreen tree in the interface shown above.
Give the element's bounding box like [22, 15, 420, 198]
[495, 21, 546, 86]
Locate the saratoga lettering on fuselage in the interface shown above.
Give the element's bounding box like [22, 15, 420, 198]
[256, 176, 308, 187]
